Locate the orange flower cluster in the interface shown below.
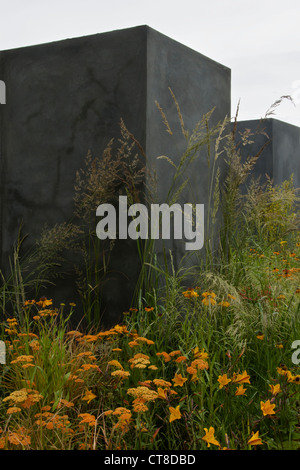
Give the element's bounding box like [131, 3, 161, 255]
[0, 426, 31, 449]
[35, 411, 73, 433]
[3, 388, 43, 411]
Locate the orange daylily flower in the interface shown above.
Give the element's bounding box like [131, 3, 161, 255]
[248, 431, 263, 446]
[169, 405, 181, 423]
[218, 374, 231, 389]
[269, 384, 281, 396]
[82, 389, 96, 404]
[235, 385, 247, 396]
[202, 427, 220, 448]
[172, 373, 187, 387]
[260, 400, 276, 416]
[232, 370, 250, 384]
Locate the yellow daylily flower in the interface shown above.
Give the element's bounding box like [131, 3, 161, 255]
[232, 370, 250, 384]
[218, 374, 231, 389]
[202, 427, 220, 448]
[248, 431, 263, 446]
[169, 405, 181, 423]
[269, 384, 281, 396]
[235, 385, 247, 396]
[82, 389, 96, 404]
[260, 399, 276, 416]
[172, 373, 187, 387]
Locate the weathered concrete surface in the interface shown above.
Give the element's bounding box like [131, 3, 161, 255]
[233, 118, 300, 189]
[0, 26, 231, 325]
[146, 28, 231, 266]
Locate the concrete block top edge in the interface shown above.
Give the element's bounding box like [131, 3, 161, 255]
[236, 117, 300, 132]
[145, 26, 230, 72]
[0, 25, 147, 53]
[0, 24, 231, 72]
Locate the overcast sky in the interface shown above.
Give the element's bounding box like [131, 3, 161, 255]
[1, 0, 299, 126]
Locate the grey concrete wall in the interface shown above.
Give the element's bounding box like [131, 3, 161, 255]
[272, 119, 300, 187]
[0, 26, 148, 260]
[0, 26, 231, 325]
[146, 28, 231, 266]
[233, 118, 300, 189]
[0, 26, 150, 325]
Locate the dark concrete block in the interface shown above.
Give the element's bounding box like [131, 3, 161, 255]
[272, 119, 300, 188]
[233, 118, 300, 189]
[146, 28, 231, 266]
[0, 26, 231, 325]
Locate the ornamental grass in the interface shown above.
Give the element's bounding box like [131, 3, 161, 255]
[0, 99, 299, 450]
[0, 232, 300, 450]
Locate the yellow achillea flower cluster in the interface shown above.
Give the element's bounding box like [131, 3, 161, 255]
[78, 413, 97, 427]
[29, 339, 40, 351]
[3, 388, 43, 411]
[169, 350, 182, 357]
[191, 358, 209, 370]
[128, 384, 163, 413]
[6, 406, 22, 415]
[104, 408, 132, 432]
[133, 401, 149, 413]
[114, 412, 132, 432]
[111, 370, 130, 379]
[128, 336, 155, 348]
[57, 399, 74, 409]
[35, 412, 72, 432]
[136, 336, 155, 345]
[112, 407, 131, 416]
[78, 363, 98, 372]
[0, 426, 31, 448]
[175, 355, 187, 363]
[10, 355, 35, 369]
[156, 351, 171, 363]
[128, 353, 150, 369]
[108, 359, 124, 370]
[69, 323, 131, 345]
[153, 378, 172, 389]
[76, 351, 97, 360]
[186, 357, 209, 382]
[127, 386, 158, 403]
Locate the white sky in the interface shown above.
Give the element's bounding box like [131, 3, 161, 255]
[1, 0, 300, 126]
